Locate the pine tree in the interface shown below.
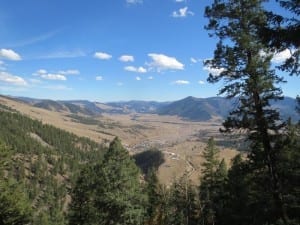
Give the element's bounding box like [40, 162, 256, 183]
[199, 138, 227, 225]
[68, 165, 98, 225]
[0, 142, 32, 225]
[260, 0, 300, 76]
[221, 155, 254, 225]
[144, 168, 161, 225]
[205, 0, 289, 223]
[169, 176, 200, 225]
[68, 137, 146, 225]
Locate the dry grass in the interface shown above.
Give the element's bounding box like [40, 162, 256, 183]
[0, 96, 240, 184]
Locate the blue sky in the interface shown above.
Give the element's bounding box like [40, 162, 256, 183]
[0, 0, 298, 102]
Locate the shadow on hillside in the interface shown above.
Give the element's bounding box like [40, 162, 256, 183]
[133, 149, 165, 174]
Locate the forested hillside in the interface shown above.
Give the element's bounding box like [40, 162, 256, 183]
[0, 103, 106, 225]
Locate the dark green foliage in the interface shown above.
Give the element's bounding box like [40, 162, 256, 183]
[0, 109, 106, 225]
[0, 179, 32, 225]
[133, 149, 165, 174]
[0, 142, 32, 225]
[68, 137, 146, 225]
[204, 0, 294, 223]
[168, 177, 200, 225]
[67, 165, 98, 225]
[199, 138, 227, 225]
[219, 155, 255, 225]
[260, 0, 300, 76]
[144, 169, 163, 225]
[274, 122, 300, 222]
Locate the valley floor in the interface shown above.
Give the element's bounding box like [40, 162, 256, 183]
[0, 96, 239, 184]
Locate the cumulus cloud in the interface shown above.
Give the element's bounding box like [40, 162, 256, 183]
[41, 74, 66, 81]
[33, 69, 66, 81]
[119, 55, 134, 62]
[96, 76, 103, 81]
[147, 53, 184, 72]
[148, 76, 154, 80]
[173, 80, 190, 85]
[172, 7, 194, 18]
[124, 66, 147, 73]
[33, 69, 80, 81]
[136, 76, 141, 81]
[0, 49, 22, 61]
[175, 0, 185, 2]
[94, 52, 112, 60]
[0, 71, 27, 86]
[37, 69, 47, 74]
[198, 80, 205, 85]
[272, 49, 292, 63]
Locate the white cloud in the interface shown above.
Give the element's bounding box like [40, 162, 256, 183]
[126, 0, 142, 4]
[117, 82, 124, 86]
[33, 69, 79, 81]
[272, 49, 292, 63]
[0, 49, 22, 61]
[136, 76, 141, 81]
[173, 80, 190, 85]
[203, 65, 225, 77]
[37, 69, 47, 74]
[58, 69, 80, 75]
[148, 76, 154, 80]
[96, 76, 103, 81]
[175, 0, 185, 2]
[119, 55, 134, 62]
[198, 80, 205, 85]
[33, 69, 66, 81]
[124, 66, 147, 73]
[0, 71, 27, 86]
[41, 73, 66, 81]
[147, 53, 184, 71]
[94, 52, 112, 60]
[172, 7, 194, 18]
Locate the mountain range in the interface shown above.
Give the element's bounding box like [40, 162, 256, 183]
[12, 95, 300, 122]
